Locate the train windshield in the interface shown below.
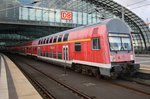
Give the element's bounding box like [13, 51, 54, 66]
[109, 33, 132, 51]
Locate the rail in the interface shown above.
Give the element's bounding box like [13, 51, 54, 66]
[8, 56, 56, 99]
[9, 56, 94, 99]
[110, 81, 150, 95]
[24, 62, 93, 99]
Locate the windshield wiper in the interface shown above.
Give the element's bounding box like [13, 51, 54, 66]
[120, 46, 124, 50]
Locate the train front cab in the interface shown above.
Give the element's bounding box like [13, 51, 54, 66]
[100, 19, 140, 78]
[108, 33, 139, 78]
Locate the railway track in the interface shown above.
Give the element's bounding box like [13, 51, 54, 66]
[9, 56, 94, 99]
[123, 77, 150, 86]
[7, 54, 150, 99]
[19, 67, 56, 99]
[109, 80, 150, 96]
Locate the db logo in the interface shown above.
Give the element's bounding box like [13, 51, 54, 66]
[61, 11, 73, 20]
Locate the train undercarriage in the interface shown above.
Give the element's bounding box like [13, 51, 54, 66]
[71, 62, 140, 79]
[110, 62, 140, 78]
[26, 55, 140, 79]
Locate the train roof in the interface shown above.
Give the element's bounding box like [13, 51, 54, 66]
[35, 18, 130, 41]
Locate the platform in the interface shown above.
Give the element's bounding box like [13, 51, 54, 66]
[136, 56, 150, 74]
[0, 53, 42, 99]
[0, 54, 149, 99]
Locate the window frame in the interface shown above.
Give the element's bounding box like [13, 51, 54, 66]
[108, 33, 132, 51]
[74, 42, 81, 52]
[46, 38, 49, 44]
[38, 40, 41, 45]
[92, 38, 100, 50]
[40, 40, 41, 44]
[53, 36, 57, 43]
[58, 35, 62, 42]
[63, 33, 69, 41]
[44, 39, 46, 44]
[45, 51, 48, 57]
[58, 52, 62, 59]
[49, 52, 53, 58]
[49, 37, 53, 43]
[53, 52, 57, 58]
[41, 39, 44, 44]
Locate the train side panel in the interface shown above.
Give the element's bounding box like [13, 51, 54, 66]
[69, 25, 111, 67]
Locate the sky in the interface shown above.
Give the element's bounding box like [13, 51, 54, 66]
[19, 0, 150, 22]
[113, 0, 150, 22]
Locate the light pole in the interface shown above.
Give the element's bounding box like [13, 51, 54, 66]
[64, 45, 67, 74]
[121, 6, 124, 21]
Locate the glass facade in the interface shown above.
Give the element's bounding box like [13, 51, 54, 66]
[19, 6, 102, 26]
[132, 33, 145, 51]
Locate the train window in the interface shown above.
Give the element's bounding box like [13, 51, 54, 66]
[92, 38, 100, 50]
[38, 40, 40, 45]
[42, 39, 44, 44]
[44, 39, 46, 44]
[49, 52, 52, 58]
[46, 52, 48, 57]
[58, 35, 62, 42]
[41, 40, 43, 44]
[53, 36, 57, 43]
[109, 34, 132, 51]
[42, 40, 44, 44]
[40, 40, 42, 44]
[46, 38, 49, 44]
[42, 52, 44, 56]
[40, 51, 43, 56]
[63, 33, 69, 41]
[75, 42, 81, 52]
[44, 52, 46, 56]
[53, 52, 56, 58]
[42, 51, 45, 56]
[49, 37, 53, 43]
[58, 52, 62, 59]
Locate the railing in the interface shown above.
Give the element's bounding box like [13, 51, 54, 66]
[0, 18, 82, 28]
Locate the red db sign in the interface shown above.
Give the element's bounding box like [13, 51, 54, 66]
[61, 11, 73, 20]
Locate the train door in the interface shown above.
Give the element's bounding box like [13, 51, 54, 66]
[63, 45, 68, 60]
[37, 47, 41, 56]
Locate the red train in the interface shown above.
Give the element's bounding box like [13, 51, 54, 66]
[9, 18, 139, 78]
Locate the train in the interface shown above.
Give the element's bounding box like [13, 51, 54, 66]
[9, 18, 140, 79]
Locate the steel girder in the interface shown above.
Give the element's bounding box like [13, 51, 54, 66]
[82, 0, 150, 50]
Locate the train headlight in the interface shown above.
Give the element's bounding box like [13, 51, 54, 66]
[130, 55, 134, 60]
[110, 55, 115, 61]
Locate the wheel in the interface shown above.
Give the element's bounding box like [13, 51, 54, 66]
[92, 68, 101, 79]
[110, 72, 118, 79]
